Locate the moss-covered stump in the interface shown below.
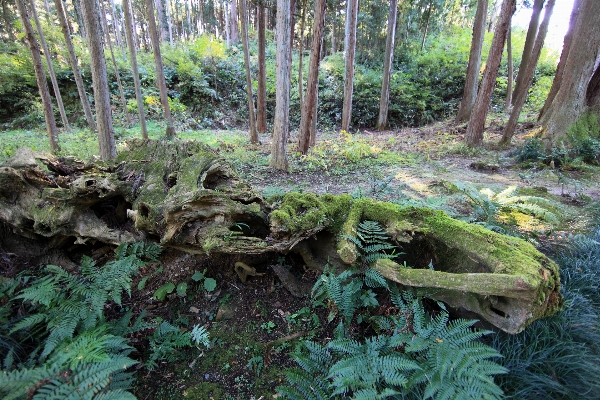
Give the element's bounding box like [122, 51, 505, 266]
[271, 195, 562, 334]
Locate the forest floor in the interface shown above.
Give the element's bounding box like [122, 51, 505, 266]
[2, 119, 599, 399]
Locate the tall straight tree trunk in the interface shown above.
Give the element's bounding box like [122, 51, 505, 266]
[500, 0, 554, 145]
[73, 0, 86, 38]
[16, 0, 59, 152]
[109, 0, 125, 56]
[538, 0, 581, 121]
[270, 0, 290, 170]
[240, 0, 257, 143]
[147, 0, 176, 138]
[512, 0, 544, 103]
[297, 0, 306, 108]
[100, 0, 132, 125]
[504, 25, 513, 112]
[123, 0, 147, 139]
[465, 0, 515, 147]
[81, 0, 116, 160]
[229, 0, 238, 43]
[55, 0, 95, 131]
[456, 0, 488, 122]
[155, 0, 168, 42]
[540, 0, 600, 148]
[376, 0, 398, 131]
[297, 0, 325, 154]
[29, 0, 71, 131]
[420, 1, 432, 52]
[165, 0, 173, 44]
[224, 1, 230, 46]
[341, 0, 358, 132]
[256, 3, 267, 133]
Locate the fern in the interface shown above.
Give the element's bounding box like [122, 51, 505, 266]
[344, 220, 400, 265]
[146, 321, 210, 370]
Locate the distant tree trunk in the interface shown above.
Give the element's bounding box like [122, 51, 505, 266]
[81, 0, 116, 160]
[109, 0, 125, 56]
[341, 0, 358, 132]
[229, 0, 238, 43]
[2, 0, 16, 40]
[456, 0, 488, 123]
[16, 0, 59, 153]
[420, 1, 432, 52]
[240, 0, 257, 143]
[287, 0, 296, 80]
[465, 0, 515, 147]
[297, 0, 306, 108]
[270, 0, 290, 170]
[330, 7, 337, 54]
[72, 0, 86, 38]
[538, 0, 581, 121]
[55, 0, 95, 131]
[500, 0, 554, 145]
[29, 0, 71, 131]
[154, 0, 168, 41]
[165, 0, 173, 44]
[376, 0, 398, 131]
[147, 0, 176, 138]
[512, 0, 544, 104]
[587, 62, 600, 107]
[256, 3, 267, 133]
[100, 0, 132, 125]
[124, 0, 147, 139]
[224, 1, 230, 46]
[488, 0, 501, 32]
[539, 0, 600, 148]
[297, 0, 325, 154]
[504, 25, 513, 112]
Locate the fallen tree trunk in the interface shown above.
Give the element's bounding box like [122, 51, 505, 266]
[0, 140, 561, 333]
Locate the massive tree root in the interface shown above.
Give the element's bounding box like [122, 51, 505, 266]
[0, 140, 561, 333]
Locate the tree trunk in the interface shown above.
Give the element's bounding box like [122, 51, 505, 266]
[29, 0, 71, 131]
[109, 0, 125, 56]
[270, 0, 291, 170]
[147, 0, 176, 138]
[420, 1, 432, 52]
[123, 0, 148, 139]
[2, 0, 16, 41]
[539, 0, 600, 148]
[256, 3, 267, 133]
[341, 0, 358, 132]
[15, 0, 60, 153]
[512, 0, 544, 104]
[456, 0, 489, 123]
[240, 0, 258, 143]
[55, 0, 95, 132]
[586, 62, 600, 107]
[376, 0, 398, 131]
[100, 0, 132, 125]
[154, 0, 168, 42]
[297, 0, 306, 108]
[224, 1, 230, 46]
[229, 0, 238, 43]
[297, 0, 325, 154]
[165, 0, 173, 44]
[0, 140, 562, 334]
[73, 0, 86, 38]
[465, 0, 515, 147]
[500, 0, 555, 145]
[81, 0, 116, 160]
[504, 25, 513, 112]
[538, 0, 581, 121]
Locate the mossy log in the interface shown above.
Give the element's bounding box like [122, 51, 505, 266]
[0, 140, 561, 333]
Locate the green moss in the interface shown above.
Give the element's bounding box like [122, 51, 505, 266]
[183, 383, 224, 399]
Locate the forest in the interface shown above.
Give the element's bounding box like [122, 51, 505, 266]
[0, 0, 600, 398]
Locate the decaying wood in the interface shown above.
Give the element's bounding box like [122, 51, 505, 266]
[0, 140, 562, 333]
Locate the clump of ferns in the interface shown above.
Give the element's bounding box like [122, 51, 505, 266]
[343, 219, 401, 267]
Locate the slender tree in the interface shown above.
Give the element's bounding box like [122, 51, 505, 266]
[270, 0, 291, 170]
[376, 0, 398, 130]
[297, 0, 326, 154]
[55, 0, 95, 131]
[29, 0, 71, 131]
[81, 0, 116, 160]
[240, 0, 258, 143]
[15, 0, 59, 152]
[512, 0, 544, 103]
[465, 0, 515, 147]
[147, 0, 176, 138]
[456, 0, 488, 122]
[2, 0, 17, 41]
[256, 2, 267, 133]
[297, 0, 306, 108]
[504, 25, 513, 111]
[341, 0, 358, 132]
[123, 0, 148, 138]
[500, 0, 554, 145]
[229, 0, 238, 43]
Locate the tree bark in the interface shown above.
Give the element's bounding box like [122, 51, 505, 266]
[297, 0, 325, 154]
[297, 0, 306, 108]
[154, 0, 168, 42]
[229, 0, 238, 43]
[123, 0, 148, 139]
[55, 0, 95, 132]
[240, 0, 258, 143]
[341, 0, 358, 132]
[147, 0, 176, 138]
[465, 0, 515, 147]
[456, 0, 489, 123]
[538, 0, 581, 121]
[376, 0, 398, 131]
[512, 0, 544, 104]
[540, 0, 600, 148]
[81, 0, 116, 160]
[256, 3, 267, 133]
[420, 1, 432, 52]
[109, 0, 125, 56]
[586, 62, 600, 107]
[29, 0, 71, 131]
[270, 0, 291, 170]
[504, 25, 513, 112]
[500, 0, 555, 145]
[15, 0, 60, 153]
